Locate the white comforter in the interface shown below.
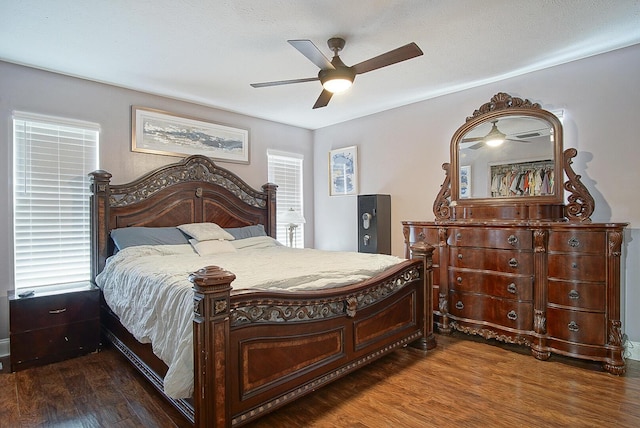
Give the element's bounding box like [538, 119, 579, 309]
[95, 236, 405, 398]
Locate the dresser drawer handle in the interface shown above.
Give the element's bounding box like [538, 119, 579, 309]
[568, 290, 580, 300]
[418, 232, 425, 240]
[456, 233, 462, 240]
[568, 321, 579, 332]
[507, 235, 518, 246]
[508, 258, 518, 268]
[49, 308, 67, 314]
[507, 283, 517, 294]
[457, 253, 463, 260]
[457, 276, 463, 283]
[507, 310, 518, 320]
[568, 237, 580, 248]
[455, 301, 464, 310]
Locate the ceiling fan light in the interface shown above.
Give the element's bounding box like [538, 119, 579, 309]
[485, 137, 505, 147]
[322, 78, 352, 93]
[484, 120, 506, 147]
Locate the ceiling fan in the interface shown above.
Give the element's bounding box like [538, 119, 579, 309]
[250, 37, 423, 109]
[462, 120, 537, 149]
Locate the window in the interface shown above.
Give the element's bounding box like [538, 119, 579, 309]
[13, 112, 99, 289]
[267, 150, 304, 248]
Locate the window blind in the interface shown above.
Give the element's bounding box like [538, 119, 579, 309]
[13, 112, 99, 289]
[267, 150, 304, 248]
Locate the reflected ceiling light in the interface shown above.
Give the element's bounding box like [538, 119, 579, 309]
[484, 120, 506, 147]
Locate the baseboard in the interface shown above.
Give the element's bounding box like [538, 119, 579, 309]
[626, 340, 640, 361]
[0, 338, 9, 358]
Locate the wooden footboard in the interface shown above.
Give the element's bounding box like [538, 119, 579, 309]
[190, 243, 434, 427]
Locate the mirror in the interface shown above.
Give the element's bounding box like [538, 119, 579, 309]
[457, 115, 557, 199]
[433, 93, 594, 223]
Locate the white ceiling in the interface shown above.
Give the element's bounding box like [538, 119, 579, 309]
[1, 1, 639, 130]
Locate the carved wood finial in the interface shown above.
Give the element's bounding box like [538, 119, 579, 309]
[433, 163, 451, 220]
[466, 92, 541, 122]
[189, 265, 236, 290]
[563, 148, 594, 223]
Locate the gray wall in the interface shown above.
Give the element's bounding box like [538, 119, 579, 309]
[0, 61, 314, 340]
[313, 44, 640, 345]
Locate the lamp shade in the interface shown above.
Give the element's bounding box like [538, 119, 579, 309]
[280, 208, 306, 224]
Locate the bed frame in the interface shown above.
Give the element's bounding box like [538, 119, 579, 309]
[90, 155, 435, 427]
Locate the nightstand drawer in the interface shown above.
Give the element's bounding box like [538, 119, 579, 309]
[10, 287, 99, 332]
[10, 319, 100, 369]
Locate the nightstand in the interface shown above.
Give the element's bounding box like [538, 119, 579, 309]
[8, 282, 100, 371]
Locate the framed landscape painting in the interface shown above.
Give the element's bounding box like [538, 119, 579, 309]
[131, 106, 249, 164]
[329, 145, 358, 196]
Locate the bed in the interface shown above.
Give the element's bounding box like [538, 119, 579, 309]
[89, 154, 435, 427]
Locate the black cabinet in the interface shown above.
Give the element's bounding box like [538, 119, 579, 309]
[358, 194, 391, 254]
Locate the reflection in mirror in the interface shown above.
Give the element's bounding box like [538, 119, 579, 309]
[458, 115, 555, 199]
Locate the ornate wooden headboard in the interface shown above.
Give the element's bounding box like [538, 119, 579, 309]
[89, 155, 277, 280]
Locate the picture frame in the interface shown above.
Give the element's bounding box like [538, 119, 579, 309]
[329, 145, 358, 196]
[131, 106, 249, 164]
[460, 165, 471, 198]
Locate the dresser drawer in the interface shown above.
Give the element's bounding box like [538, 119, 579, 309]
[10, 288, 99, 333]
[548, 280, 606, 311]
[548, 230, 606, 254]
[448, 228, 532, 250]
[448, 268, 533, 300]
[546, 307, 605, 345]
[449, 247, 533, 275]
[547, 254, 605, 282]
[448, 291, 533, 331]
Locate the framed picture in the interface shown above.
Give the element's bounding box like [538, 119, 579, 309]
[131, 106, 249, 164]
[460, 165, 471, 198]
[329, 146, 358, 196]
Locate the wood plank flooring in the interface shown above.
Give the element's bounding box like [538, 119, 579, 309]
[0, 333, 638, 427]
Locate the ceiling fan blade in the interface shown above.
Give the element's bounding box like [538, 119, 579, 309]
[312, 89, 333, 109]
[288, 39, 335, 70]
[462, 137, 484, 143]
[352, 42, 423, 75]
[469, 142, 485, 150]
[250, 77, 319, 88]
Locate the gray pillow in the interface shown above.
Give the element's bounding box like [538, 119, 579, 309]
[110, 227, 189, 250]
[224, 224, 267, 240]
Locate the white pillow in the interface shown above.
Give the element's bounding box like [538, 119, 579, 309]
[177, 222, 235, 241]
[189, 239, 237, 256]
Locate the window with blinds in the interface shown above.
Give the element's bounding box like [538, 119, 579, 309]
[267, 150, 304, 248]
[13, 112, 99, 289]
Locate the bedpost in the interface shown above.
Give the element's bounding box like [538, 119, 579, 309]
[409, 241, 437, 350]
[190, 266, 236, 428]
[89, 170, 112, 280]
[262, 182, 278, 238]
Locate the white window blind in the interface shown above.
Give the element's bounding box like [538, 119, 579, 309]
[13, 112, 99, 289]
[267, 150, 304, 248]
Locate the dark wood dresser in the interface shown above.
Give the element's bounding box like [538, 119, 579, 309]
[403, 221, 627, 373]
[406, 92, 629, 374]
[9, 282, 100, 371]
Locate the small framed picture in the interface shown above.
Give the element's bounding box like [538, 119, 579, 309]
[329, 146, 358, 196]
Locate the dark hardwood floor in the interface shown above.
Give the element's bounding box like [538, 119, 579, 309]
[1, 333, 638, 427]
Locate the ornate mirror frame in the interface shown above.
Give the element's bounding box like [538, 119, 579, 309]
[433, 92, 594, 223]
